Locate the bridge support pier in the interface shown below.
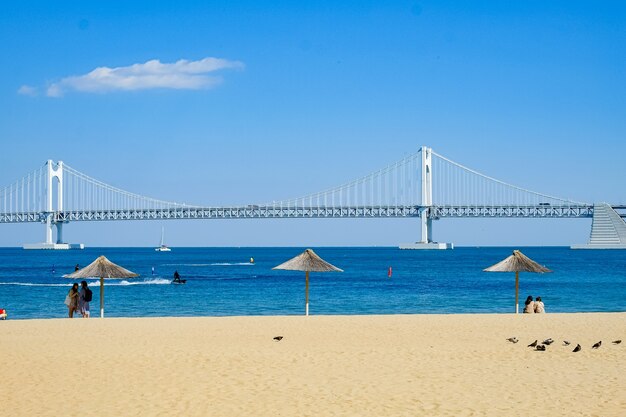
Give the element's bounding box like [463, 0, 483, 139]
[399, 213, 453, 249]
[45, 215, 53, 245]
[24, 219, 83, 249]
[43, 216, 64, 245]
[56, 222, 63, 244]
[421, 210, 433, 243]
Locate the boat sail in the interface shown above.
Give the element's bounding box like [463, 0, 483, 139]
[155, 227, 171, 252]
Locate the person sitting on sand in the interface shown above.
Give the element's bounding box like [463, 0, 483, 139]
[523, 295, 535, 314]
[534, 296, 545, 313]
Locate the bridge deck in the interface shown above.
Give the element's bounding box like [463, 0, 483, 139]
[0, 204, 595, 223]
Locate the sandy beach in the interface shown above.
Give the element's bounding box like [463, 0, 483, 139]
[1, 313, 624, 416]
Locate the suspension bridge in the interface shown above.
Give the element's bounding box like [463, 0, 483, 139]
[1, 147, 625, 249]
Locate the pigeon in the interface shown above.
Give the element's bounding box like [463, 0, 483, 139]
[528, 340, 538, 348]
[273, 336, 283, 341]
[563, 341, 571, 346]
[612, 340, 622, 345]
[573, 344, 581, 352]
[506, 337, 519, 344]
[543, 338, 554, 345]
[592, 341, 601, 349]
[535, 345, 546, 351]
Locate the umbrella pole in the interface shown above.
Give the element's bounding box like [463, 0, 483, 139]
[515, 271, 519, 314]
[100, 276, 104, 318]
[305, 271, 309, 316]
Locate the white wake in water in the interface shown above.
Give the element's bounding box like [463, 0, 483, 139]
[0, 278, 172, 287]
[0, 282, 73, 287]
[113, 278, 172, 286]
[161, 262, 254, 266]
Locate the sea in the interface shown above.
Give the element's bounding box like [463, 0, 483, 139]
[0, 247, 624, 319]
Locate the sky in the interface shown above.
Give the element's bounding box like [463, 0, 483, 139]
[0, 1, 625, 247]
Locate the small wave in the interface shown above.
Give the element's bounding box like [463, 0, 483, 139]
[161, 263, 254, 267]
[104, 278, 172, 286]
[0, 282, 73, 287]
[0, 278, 172, 287]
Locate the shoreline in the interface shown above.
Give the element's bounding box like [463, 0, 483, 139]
[2, 313, 624, 416]
[3, 310, 626, 321]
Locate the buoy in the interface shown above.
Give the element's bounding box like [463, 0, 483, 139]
[388, 266, 392, 278]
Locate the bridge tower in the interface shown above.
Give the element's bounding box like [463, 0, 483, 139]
[400, 146, 453, 249]
[420, 146, 433, 243]
[23, 160, 83, 250]
[46, 160, 64, 245]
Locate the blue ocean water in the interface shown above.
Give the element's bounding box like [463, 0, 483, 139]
[0, 247, 624, 319]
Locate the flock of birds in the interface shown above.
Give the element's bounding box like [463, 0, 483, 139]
[272, 335, 622, 350]
[506, 337, 621, 352]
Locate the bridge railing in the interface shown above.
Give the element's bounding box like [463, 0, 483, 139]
[430, 204, 593, 218]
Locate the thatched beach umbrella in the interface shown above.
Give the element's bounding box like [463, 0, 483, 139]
[273, 249, 343, 316]
[64, 255, 139, 318]
[483, 250, 551, 314]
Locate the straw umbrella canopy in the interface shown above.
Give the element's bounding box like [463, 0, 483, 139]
[483, 250, 551, 314]
[272, 249, 343, 316]
[64, 255, 139, 318]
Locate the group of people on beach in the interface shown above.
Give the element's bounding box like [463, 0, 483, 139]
[523, 296, 545, 314]
[65, 281, 91, 318]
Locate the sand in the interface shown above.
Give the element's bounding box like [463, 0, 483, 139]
[1, 313, 624, 416]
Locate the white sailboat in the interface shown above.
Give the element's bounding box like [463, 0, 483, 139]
[155, 227, 171, 252]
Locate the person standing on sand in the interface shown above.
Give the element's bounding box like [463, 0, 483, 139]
[78, 281, 91, 318]
[534, 296, 545, 313]
[523, 295, 535, 314]
[66, 283, 79, 318]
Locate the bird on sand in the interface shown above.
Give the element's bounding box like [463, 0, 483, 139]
[535, 345, 546, 351]
[592, 341, 602, 349]
[612, 340, 622, 344]
[506, 337, 519, 343]
[543, 338, 554, 345]
[563, 341, 571, 346]
[273, 336, 283, 341]
[573, 344, 582, 352]
[528, 340, 538, 348]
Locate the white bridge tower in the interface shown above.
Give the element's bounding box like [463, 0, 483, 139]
[23, 160, 83, 250]
[400, 146, 453, 250]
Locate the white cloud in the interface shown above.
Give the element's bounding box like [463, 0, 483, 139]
[17, 85, 38, 96]
[42, 57, 243, 97]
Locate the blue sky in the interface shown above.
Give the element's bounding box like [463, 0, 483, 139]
[0, 1, 624, 247]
